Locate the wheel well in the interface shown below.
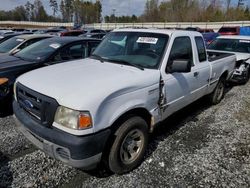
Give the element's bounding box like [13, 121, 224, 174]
[221, 71, 228, 79]
[100, 108, 152, 166]
[111, 108, 152, 132]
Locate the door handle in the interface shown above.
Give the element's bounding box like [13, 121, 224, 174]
[194, 72, 199, 77]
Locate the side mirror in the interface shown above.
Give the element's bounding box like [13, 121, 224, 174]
[169, 59, 191, 73]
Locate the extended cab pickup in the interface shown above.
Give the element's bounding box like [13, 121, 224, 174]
[13, 29, 236, 174]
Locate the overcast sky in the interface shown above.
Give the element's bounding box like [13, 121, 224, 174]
[1, 0, 248, 17]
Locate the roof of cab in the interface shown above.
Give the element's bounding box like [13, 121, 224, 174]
[112, 28, 202, 36]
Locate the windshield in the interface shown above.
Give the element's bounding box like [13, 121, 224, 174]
[14, 39, 61, 61]
[0, 37, 24, 53]
[92, 32, 169, 69]
[208, 38, 250, 53]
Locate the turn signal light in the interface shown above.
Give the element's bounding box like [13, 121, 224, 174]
[78, 114, 92, 129]
[0, 78, 8, 85]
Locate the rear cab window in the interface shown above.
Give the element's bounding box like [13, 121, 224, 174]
[195, 37, 207, 62]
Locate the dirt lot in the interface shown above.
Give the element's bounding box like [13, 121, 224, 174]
[0, 81, 250, 188]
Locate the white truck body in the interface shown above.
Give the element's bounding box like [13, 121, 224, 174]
[208, 35, 250, 83]
[13, 29, 236, 173]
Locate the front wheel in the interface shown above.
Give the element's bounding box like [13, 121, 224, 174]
[208, 77, 226, 105]
[108, 116, 149, 174]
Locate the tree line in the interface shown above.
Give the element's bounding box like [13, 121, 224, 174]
[141, 0, 250, 22]
[0, 0, 102, 24]
[0, 0, 249, 23]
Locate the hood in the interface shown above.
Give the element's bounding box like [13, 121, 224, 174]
[0, 55, 32, 71]
[17, 58, 160, 110]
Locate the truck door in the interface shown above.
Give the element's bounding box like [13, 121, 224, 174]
[191, 36, 211, 100]
[160, 36, 208, 119]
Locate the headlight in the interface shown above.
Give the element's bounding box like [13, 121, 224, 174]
[54, 106, 92, 130]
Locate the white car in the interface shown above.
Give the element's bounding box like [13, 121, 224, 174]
[13, 29, 236, 174]
[208, 35, 250, 83]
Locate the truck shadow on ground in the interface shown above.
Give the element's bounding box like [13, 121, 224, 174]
[145, 83, 234, 159]
[0, 103, 13, 118]
[0, 151, 13, 188]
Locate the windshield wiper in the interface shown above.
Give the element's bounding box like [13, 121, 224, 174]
[90, 54, 106, 63]
[107, 59, 144, 70]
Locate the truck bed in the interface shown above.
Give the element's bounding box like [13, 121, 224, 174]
[207, 51, 235, 62]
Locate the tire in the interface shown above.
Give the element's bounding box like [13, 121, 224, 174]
[208, 77, 226, 105]
[242, 66, 250, 84]
[108, 116, 149, 174]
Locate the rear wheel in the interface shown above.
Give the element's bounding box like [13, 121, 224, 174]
[242, 66, 250, 84]
[108, 116, 148, 174]
[208, 77, 226, 105]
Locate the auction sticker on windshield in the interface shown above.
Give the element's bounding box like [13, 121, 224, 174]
[137, 37, 158, 44]
[16, 39, 24, 42]
[239, 40, 250, 43]
[49, 43, 61, 49]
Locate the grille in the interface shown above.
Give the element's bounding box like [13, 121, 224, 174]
[16, 83, 59, 127]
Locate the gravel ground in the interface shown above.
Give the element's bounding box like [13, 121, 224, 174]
[0, 81, 250, 188]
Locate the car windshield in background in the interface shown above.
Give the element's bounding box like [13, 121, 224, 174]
[14, 39, 61, 61]
[0, 37, 24, 53]
[92, 32, 168, 69]
[208, 38, 250, 53]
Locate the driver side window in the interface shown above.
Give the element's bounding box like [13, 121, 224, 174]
[51, 43, 87, 63]
[166, 36, 193, 73]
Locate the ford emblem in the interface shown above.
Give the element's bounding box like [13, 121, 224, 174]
[24, 100, 34, 109]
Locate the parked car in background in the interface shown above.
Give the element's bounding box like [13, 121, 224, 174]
[208, 35, 250, 83]
[59, 30, 85, 37]
[13, 29, 236, 174]
[0, 33, 21, 44]
[0, 34, 52, 55]
[186, 27, 214, 33]
[202, 32, 220, 46]
[79, 32, 106, 39]
[82, 28, 106, 35]
[12, 28, 30, 32]
[45, 29, 68, 36]
[0, 30, 14, 38]
[34, 29, 48, 34]
[239, 26, 250, 36]
[199, 28, 214, 33]
[0, 37, 101, 110]
[218, 26, 240, 35]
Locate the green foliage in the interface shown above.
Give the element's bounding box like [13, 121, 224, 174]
[142, 0, 250, 22]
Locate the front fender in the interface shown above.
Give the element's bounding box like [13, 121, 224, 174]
[93, 84, 160, 133]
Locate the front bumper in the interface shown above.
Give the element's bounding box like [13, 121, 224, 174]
[13, 100, 111, 169]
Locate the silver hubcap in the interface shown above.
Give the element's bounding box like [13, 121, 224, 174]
[120, 129, 144, 164]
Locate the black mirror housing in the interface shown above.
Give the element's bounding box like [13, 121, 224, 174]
[169, 59, 191, 73]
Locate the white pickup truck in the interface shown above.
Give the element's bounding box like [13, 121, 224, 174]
[13, 29, 236, 174]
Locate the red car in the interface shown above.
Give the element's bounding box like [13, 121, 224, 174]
[59, 30, 85, 37]
[218, 26, 240, 35]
